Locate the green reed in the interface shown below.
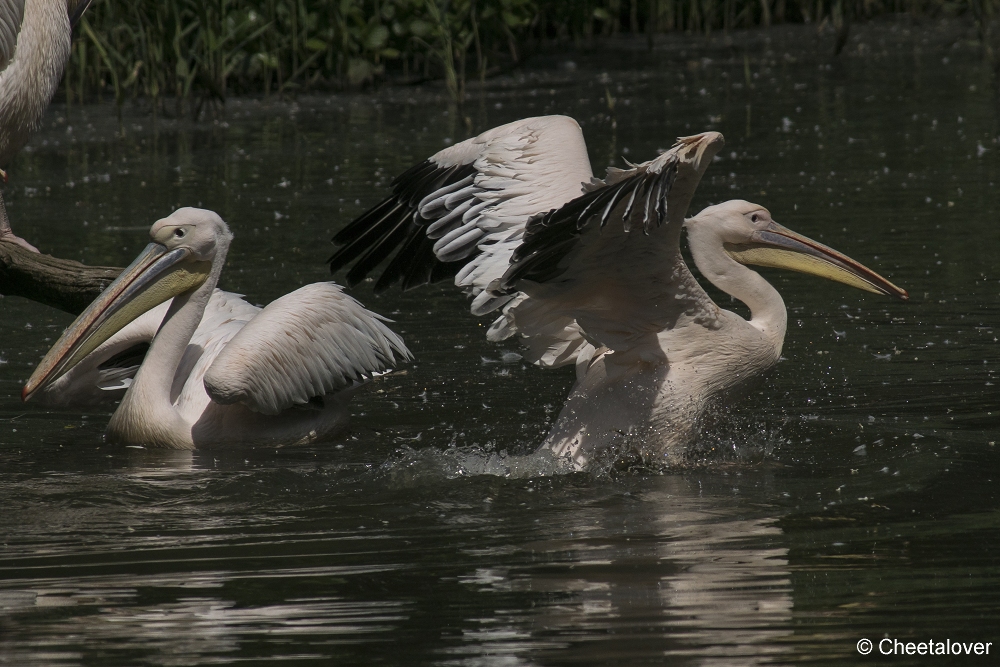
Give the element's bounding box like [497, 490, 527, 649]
[65, 0, 991, 109]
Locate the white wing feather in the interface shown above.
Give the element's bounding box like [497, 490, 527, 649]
[495, 133, 725, 362]
[203, 283, 411, 415]
[437, 117, 596, 366]
[330, 116, 596, 369]
[428, 115, 594, 296]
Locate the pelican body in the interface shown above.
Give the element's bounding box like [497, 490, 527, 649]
[0, 0, 92, 250]
[328, 117, 907, 469]
[24, 208, 411, 449]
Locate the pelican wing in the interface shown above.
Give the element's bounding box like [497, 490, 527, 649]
[492, 133, 725, 356]
[329, 115, 596, 368]
[203, 283, 411, 415]
[0, 0, 23, 72]
[329, 115, 594, 300]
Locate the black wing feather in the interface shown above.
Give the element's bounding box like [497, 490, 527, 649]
[374, 223, 426, 293]
[332, 197, 400, 247]
[328, 201, 411, 276]
[344, 214, 414, 287]
[430, 257, 465, 284]
[329, 159, 478, 291]
[499, 158, 679, 292]
[401, 234, 440, 290]
[501, 238, 579, 286]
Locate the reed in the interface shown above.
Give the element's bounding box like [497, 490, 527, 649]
[65, 0, 989, 108]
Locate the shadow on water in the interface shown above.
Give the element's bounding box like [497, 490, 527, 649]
[0, 19, 999, 666]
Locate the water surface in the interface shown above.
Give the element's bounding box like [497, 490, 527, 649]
[1, 22, 998, 665]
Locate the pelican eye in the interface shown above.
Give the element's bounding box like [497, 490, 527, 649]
[750, 213, 760, 223]
[174, 228, 186, 238]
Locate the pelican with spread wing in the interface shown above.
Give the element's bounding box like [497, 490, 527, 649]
[328, 116, 906, 469]
[24, 208, 410, 449]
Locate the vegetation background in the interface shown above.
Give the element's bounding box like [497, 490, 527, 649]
[69, 0, 993, 110]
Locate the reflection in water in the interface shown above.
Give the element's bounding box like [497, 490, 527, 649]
[0, 454, 793, 665]
[441, 476, 791, 666]
[0, 449, 407, 664]
[0, 578, 407, 666]
[125, 447, 196, 476]
[0, 567, 407, 665]
[654, 482, 792, 665]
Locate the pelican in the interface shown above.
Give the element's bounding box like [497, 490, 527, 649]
[0, 0, 92, 251]
[328, 116, 907, 469]
[23, 207, 411, 449]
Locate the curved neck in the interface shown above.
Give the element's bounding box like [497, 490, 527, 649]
[0, 0, 71, 165]
[111, 245, 228, 447]
[686, 224, 787, 355]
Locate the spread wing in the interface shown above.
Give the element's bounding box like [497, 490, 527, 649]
[0, 0, 24, 72]
[493, 132, 725, 358]
[203, 283, 411, 415]
[328, 115, 594, 302]
[328, 115, 596, 366]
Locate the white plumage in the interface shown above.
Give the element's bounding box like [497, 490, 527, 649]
[0, 0, 25, 72]
[330, 116, 595, 368]
[1, 0, 91, 250]
[33, 289, 256, 407]
[26, 208, 410, 449]
[330, 117, 906, 469]
[204, 283, 407, 416]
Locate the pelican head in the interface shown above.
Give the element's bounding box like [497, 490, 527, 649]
[23, 208, 229, 401]
[684, 200, 908, 299]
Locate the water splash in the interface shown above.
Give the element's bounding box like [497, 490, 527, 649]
[379, 444, 578, 486]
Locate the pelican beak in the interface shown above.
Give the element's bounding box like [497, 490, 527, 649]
[22, 243, 211, 402]
[724, 222, 908, 300]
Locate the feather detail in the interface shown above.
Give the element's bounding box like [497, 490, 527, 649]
[205, 283, 411, 415]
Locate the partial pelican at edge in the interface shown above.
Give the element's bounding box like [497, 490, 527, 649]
[1, 0, 94, 251]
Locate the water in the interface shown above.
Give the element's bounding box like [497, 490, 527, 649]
[1, 21, 999, 665]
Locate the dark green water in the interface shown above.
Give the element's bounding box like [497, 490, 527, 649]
[1, 22, 998, 665]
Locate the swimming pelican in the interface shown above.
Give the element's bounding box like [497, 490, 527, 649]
[1, 0, 92, 251]
[23, 207, 411, 449]
[328, 116, 907, 469]
[26, 289, 318, 408]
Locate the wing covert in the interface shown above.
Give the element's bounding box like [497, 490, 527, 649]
[328, 115, 593, 297]
[490, 132, 725, 357]
[203, 283, 410, 415]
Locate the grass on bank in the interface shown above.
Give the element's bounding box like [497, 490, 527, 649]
[67, 0, 993, 109]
